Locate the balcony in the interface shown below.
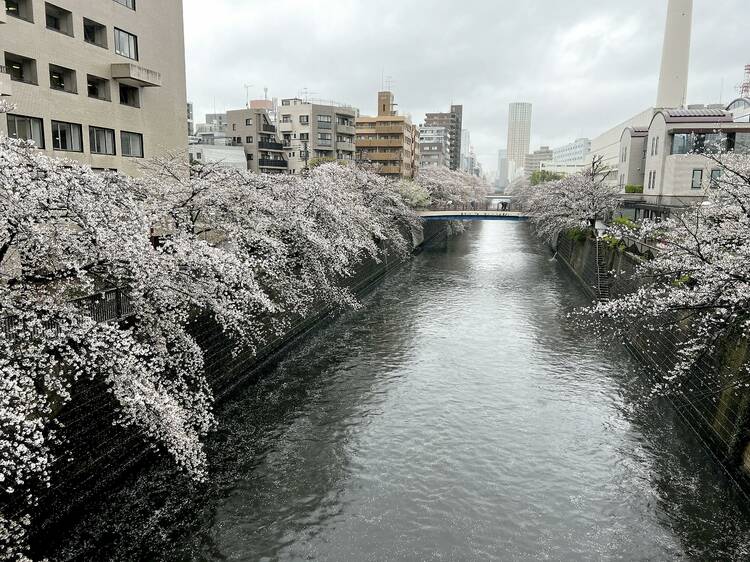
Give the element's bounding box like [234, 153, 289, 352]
[337, 141, 354, 152]
[337, 124, 355, 135]
[317, 121, 332, 130]
[356, 138, 404, 148]
[258, 139, 284, 151]
[278, 121, 293, 131]
[262, 124, 276, 133]
[258, 158, 287, 168]
[0, 66, 12, 97]
[111, 63, 162, 87]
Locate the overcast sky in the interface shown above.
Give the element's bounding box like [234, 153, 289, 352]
[184, 0, 747, 174]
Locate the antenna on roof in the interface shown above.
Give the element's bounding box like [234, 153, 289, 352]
[244, 84, 254, 107]
[385, 76, 395, 91]
[299, 87, 319, 102]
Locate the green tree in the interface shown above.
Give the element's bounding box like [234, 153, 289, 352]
[530, 170, 564, 186]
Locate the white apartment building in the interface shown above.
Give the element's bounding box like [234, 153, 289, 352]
[552, 138, 591, 164]
[226, 107, 287, 174]
[188, 144, 246, 170]
[418, 125, 449, 168]
[0, 0, 187, 175]
[506, 102, 532, 180]
[619, 107, 750, 218]
[277, 98, 357, 174]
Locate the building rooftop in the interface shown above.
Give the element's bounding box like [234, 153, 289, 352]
[663, 108, 733, 122]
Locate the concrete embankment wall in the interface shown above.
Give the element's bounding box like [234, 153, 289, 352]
[22, 221, 448, 544]
[554, 234, 750, 480]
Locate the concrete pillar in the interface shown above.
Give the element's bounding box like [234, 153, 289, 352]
[656, 0, 693, 108]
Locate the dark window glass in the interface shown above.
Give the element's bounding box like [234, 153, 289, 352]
[121, 131, 144, 158]
[119, 83, 140, 107]
[90, 126, 116, 155]
[87, 75, 110, 100]
[7, 114, 44, 147]
[83, 18, 107, 47]
[691, 169, 703, 189]
[51, 120, 83, 152]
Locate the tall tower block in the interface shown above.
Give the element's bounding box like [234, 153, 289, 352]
[656, 0, 693, 108]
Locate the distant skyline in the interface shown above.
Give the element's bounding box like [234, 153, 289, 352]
[184, 0, 747, 173]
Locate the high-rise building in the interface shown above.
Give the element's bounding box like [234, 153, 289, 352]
[225, 107, 287, 174]
[552, 138, 591, 164]
[497, 149, 509, 189]
[0, 0, 188, 175]
[418, 125, 449, 168]
[187, 102, 194, 136]
[506, 102, 532, 180]
[459, 129, 472, 172]
[278, 97, 357, 174]
[424, 105, 463, 170]
[355, 91, 419, 179]
[524, 146, 553, 177]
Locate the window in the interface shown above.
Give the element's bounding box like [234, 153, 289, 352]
[232, 124, 236, 131]
[121, 131, 143, 157]
[245, 136, 253, 143]
[49, 64, 77, 93]
[7, 114, 44, 147]
[6, 0, 33, 22]
[300, 133, 309, 141]
[51, 120, 83, 152]
[83, 18, 107, 48]
[281, 115, 291, 123]
[89, 126, 116, 155]
[317, 132, 332, 146]
[710, 169, 722, 188]
[317, 115, 332, 129]
[114, 28, 138, 60]
[4, 52, 38, 84]
[245, 118, 252, 126]
[119, 83, 140, 107]
[45, 3, 73, 36]
[621, 147, 627, 162]
[672, 133, 690, 155]
[691, 169, 703, 189]
[654, 137, 659, 156]
[113, 0, 135, 10]
[87, 75, 110, 101]
[299, 115, 309, 125]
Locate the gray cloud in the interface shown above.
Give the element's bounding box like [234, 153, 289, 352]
[185, 0, 748, 173]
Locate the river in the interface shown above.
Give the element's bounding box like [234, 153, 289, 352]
[51, 221, 750, 561]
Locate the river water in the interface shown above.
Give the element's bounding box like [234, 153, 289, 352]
[53, 221, 750, 561]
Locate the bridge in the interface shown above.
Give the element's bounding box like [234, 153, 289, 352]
[416, 204, 528, 221]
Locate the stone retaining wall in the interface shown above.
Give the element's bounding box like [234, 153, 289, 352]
[554, 234, 750, 481]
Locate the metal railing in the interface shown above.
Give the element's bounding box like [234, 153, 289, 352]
[258, 158, 287, 168]
[258, 140, 284, 150]
[1, 288, 132, 336]
[262, 124, 276, 133]
[416, 201, 514, 212]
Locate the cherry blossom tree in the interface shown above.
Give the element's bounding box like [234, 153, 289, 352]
[414, 166, 489, 208]
[521, 156, 622, 241]
[0, 124, 419, 559]
[583, 152, 750, 391]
